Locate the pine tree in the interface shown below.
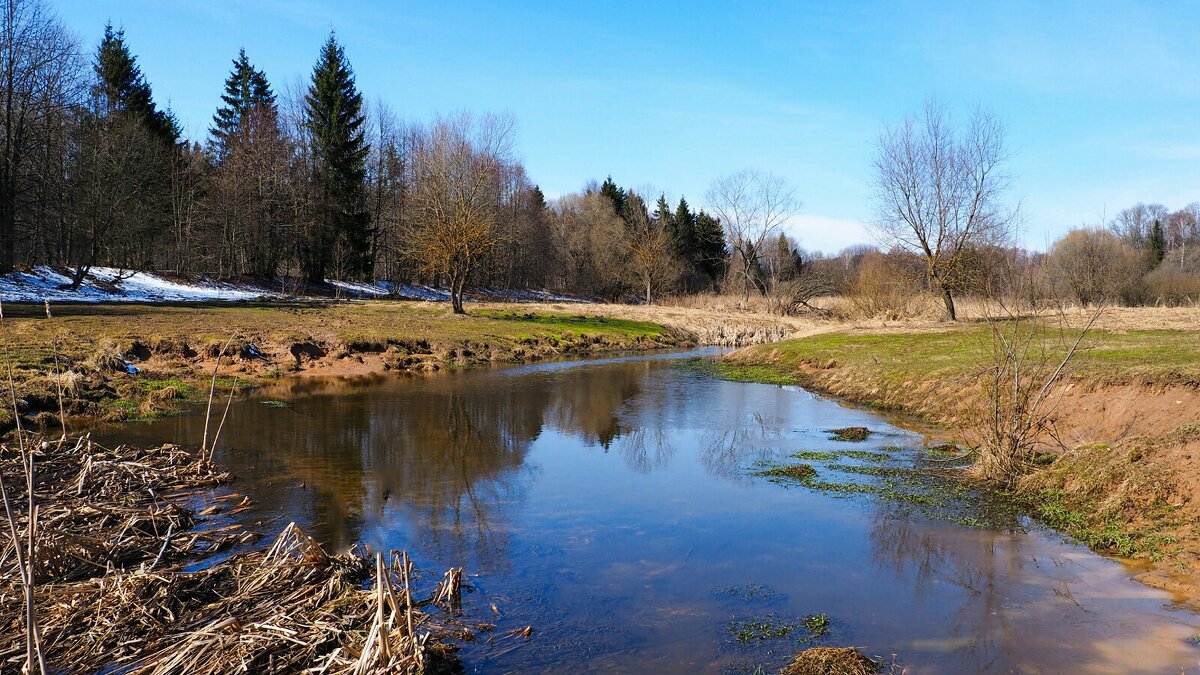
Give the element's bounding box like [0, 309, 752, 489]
[95, 24, 179, 146]
[210, 49, 275, 162]
[693, 210, 727, 281]
[600, 176, 627, 221]
[303, 33, 372, 281]
[1149, 219, 1166, 264]
[671, 196, 698, 262]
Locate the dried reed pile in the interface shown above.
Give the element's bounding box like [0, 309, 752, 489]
[0, 435, 242, 587]
[0, 434, 462, 673]
[14, 523, 456, 674]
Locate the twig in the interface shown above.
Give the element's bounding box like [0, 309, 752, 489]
[201, 337, 234, 461]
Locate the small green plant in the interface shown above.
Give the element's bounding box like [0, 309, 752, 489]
[727, 615, 802, 645]
[753, 464, 817, 481]
[801, 613, 829, 638]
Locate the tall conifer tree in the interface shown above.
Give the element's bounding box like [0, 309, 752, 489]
[94, 23, 179, 145]
[303, 33, 371, 280]
[210, 49, 274, 162]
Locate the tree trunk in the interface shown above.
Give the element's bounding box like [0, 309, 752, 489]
[450, 272, 465, 314]
[0, 178, 14, 273]
[941, 286, 957, 321]
[645, 278, 651, 305]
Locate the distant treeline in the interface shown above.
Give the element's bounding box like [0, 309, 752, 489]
[0, 2, 745, 311]
[2, 0, 1197, 313]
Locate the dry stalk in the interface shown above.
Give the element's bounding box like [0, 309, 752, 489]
[200, 336, 234, 462]
[0, 299, 47, 674]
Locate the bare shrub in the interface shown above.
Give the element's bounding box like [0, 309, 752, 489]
[1144, 247, 1200, 306]
[973, 301, 1102, 487]
[765, 269, 833, 316]
[848, 252, 927, 319]
[1047, 228, 1144, 306]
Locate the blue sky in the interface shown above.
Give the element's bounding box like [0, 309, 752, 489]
[55, 1, 1199, 253]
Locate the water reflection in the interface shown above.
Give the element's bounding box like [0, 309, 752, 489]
[96, 355, 1200, 674]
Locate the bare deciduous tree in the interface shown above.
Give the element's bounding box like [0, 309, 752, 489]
[1, 0, 81, 272]
[406, 112, 514, 313]
[871, 100, 1016, 320]
[624, 199, 679, 304]
[706, 169, 798, 304]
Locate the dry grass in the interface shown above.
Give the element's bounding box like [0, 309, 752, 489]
[780, 646, 882, 675]
[22, 523, 458, 674]
[0, 434, 465, 673]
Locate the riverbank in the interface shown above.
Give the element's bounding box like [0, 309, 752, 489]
[0, 300, 709, 430]
[725, 307, 1200, 607]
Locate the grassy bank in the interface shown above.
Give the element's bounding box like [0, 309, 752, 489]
[726, 316, 1200, 605]
[0, 300, 686, 429]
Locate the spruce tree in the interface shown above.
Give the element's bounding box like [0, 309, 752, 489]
[210, 49, 275, 162]
[694, 210, 728, 281]
[95, 24, 179, 146]
[303, 33, 372, 281]
[600, 176, 627, 220]
[1149, 219, 1166, 264]
[671, 196, 698, 263]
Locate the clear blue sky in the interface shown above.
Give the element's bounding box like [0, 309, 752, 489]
[54, 0, 1200, 253]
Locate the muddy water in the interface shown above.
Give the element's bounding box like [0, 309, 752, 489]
[97, 351, 1200, 674]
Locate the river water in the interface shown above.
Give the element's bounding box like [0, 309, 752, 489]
[97, 350, 1200, 673]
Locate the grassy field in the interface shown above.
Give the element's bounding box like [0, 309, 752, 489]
[740, 323, 1200, 381]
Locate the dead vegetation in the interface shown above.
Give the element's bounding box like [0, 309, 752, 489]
[0, 432, 466, 673]
[779, 646, 882, 675]
[24, 523, 459, 674]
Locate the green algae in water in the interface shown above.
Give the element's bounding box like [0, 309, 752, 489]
[727, 613, 831, 646]
[716, 583, 784, 601]
[791, 449, 891, 463]
[753, 463, 817, 481]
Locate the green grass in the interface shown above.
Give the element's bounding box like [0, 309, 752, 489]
[681, 359, 797, 385]
[791, 449, 891, 463]
[735, 324, 1200, 389]
[753, 463, 817, 481]
[726, 613, 831, 646]
[472, 309, 670, 340]
[1023, 489, 1181, 560]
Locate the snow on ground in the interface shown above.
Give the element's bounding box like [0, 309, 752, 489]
[1, 266, 587, 305]
[1, 266, 269, 303]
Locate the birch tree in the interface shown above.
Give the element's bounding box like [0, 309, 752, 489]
[706, 169, 797, 304]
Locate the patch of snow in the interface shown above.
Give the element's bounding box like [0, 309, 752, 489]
[1, 266, 270, 303]
[1, 266, 590, 306]
[327, 279, 390, 297]
[395, 284, 453, 302]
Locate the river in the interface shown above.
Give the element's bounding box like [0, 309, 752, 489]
[96, 350, 1200, 673]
